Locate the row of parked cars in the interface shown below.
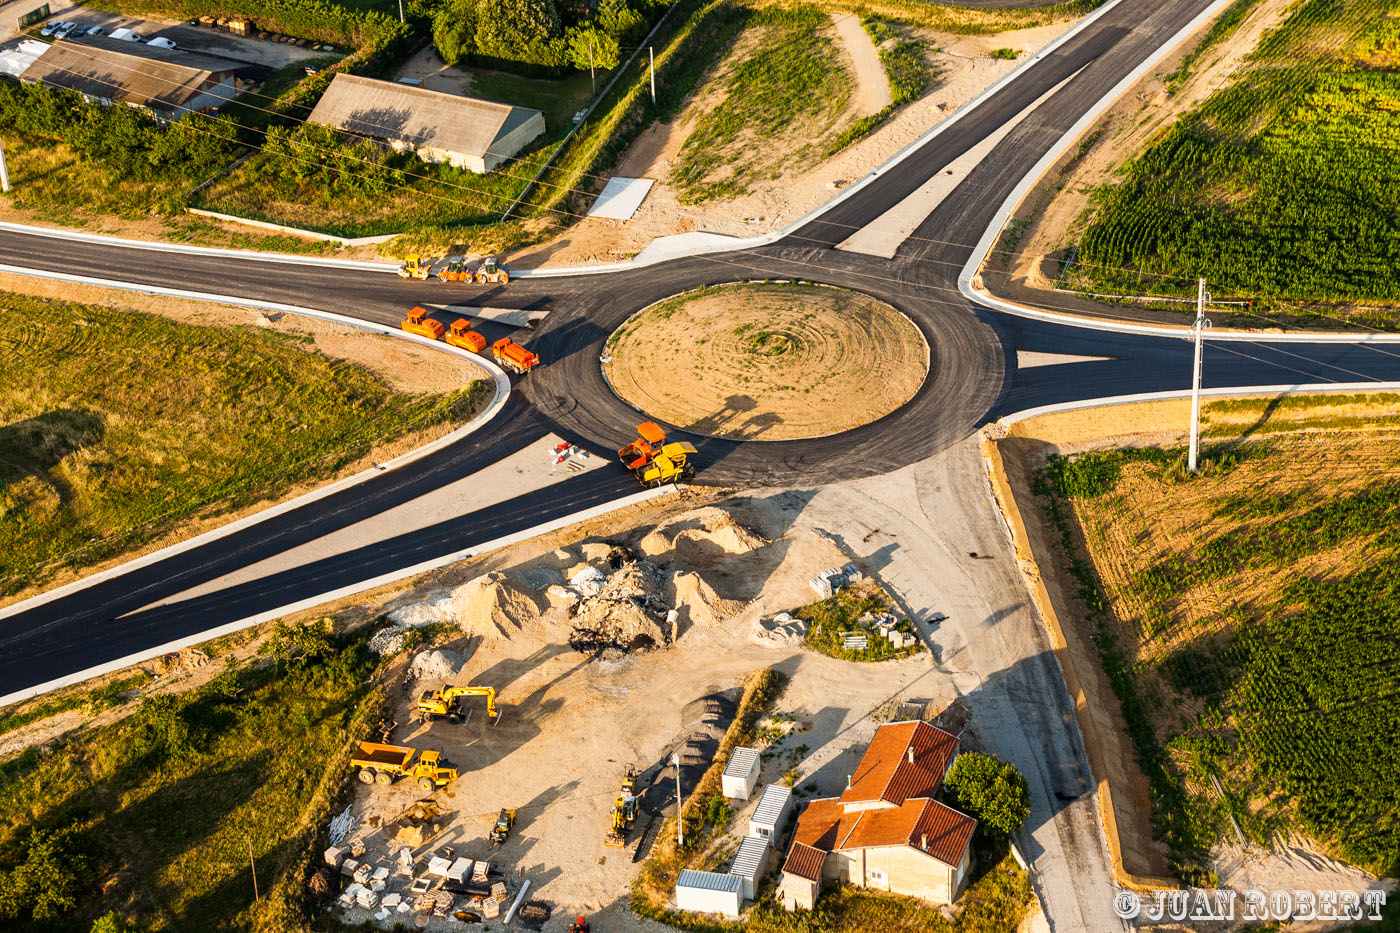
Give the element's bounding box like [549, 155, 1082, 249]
[38, 20, 177, 48]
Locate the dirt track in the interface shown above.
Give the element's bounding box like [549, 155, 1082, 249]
[603, 283, 928, 440]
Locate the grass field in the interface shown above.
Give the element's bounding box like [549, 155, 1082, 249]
[1070, 0, 1400, 323]
[1033, 402, 1400, 882]
[795, 580, 922, 662]
[669, 5, 855, 204]
[0, 627, 382, 932]
[0, 293, 484, 596]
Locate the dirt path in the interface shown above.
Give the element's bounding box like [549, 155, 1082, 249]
[603, 283, 928, 440]
[832, 12, 892, 116]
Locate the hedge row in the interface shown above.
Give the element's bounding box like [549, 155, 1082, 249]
[82, 0, 412, 46]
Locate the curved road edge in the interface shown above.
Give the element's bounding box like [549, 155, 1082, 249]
[947, 0, 1400, 345]
[0, 485, 677, 708]
[0, 264, 512, 622]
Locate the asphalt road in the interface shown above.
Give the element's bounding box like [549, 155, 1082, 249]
[4, 0, 1400, 696]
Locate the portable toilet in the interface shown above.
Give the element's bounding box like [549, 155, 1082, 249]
[721, 747, 761, 800]
[748, 783, 793, 845]
[728, 834, 772, 900]
[675, 869, 742, 917]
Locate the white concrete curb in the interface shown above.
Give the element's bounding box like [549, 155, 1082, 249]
[0, 221, 399, 272]
[0, 265, 512, 622]
[999, 382, 1400, 425]
[0, 485, 679, 707]
[951, 0, 1400, 345]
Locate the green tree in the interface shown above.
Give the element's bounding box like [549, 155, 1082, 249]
[944, 752, 1031, 837]
[91, 911, 141, 933]
[474, 0, 565, 63]
[565, 24, 620, 70]
[0, 822, 97, 922]
[433, 0, 479, 65]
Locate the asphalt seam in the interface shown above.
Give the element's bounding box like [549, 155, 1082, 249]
[0, 486, 679, 707]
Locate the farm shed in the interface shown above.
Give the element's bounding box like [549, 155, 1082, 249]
[675, 869, 743, 917]
[749, 783, 794, 844]
[722, 747, 761, 800]
[729, 834, 772, 900]
[307, 74, 545, 174]
[23, 37, 243, 116]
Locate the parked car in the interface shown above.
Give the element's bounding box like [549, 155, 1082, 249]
[53, 22, 81, 38]
[39, 20, 66, 36]
[109, 27, 143, 42]
[147, 36, 176, 49]
[84, 26, 105, 37]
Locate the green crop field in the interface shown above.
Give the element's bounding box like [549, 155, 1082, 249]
[1032, 407, 1400, 882]
[1070, 0, 1400, 324]
[0, 293, 484, 596]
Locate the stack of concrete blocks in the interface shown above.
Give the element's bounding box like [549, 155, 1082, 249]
[472, 860, 490, 882]
[339, 857, 359, 878]
[323, 845, 347, 869]
[426, 854, 453, 878]
[809, 564, 862, 599]
[371, 866, 390, 892]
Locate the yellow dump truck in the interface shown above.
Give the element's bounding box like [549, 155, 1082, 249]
[351, 742, 459, 791]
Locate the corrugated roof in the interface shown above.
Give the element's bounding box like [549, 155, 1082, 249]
[723, 747, 761, 778]
[307, 73, 542, 160]
[677, 869, 743, 893]
[839, 720, 959, 807]
[25, 37, 242, 109]
[752, 783, 792, 826]
[781, 842, 827, 882]
[729, 834, 769, 879]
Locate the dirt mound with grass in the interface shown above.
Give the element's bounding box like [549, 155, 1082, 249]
[604, 283, 928, 440]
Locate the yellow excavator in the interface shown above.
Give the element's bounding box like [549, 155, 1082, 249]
[604, 764, 639, 847]
[413, 685, 500, 725]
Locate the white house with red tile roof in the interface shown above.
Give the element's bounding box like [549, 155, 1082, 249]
[778, 720, 975, 910]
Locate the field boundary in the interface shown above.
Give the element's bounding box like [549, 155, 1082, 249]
[184, 208, 399, 247]
[0, 264, 510, 621]
[0, 485, 677, 708]
[982, 432, 1180, 891]
[1000, 382, 1400, 423]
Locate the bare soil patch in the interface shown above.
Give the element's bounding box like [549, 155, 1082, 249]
[604, 283, 927, 440]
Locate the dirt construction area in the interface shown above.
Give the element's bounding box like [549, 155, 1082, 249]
[603, 283, 928, 440]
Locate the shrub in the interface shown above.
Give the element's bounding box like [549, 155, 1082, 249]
[944, 752, 1031, 837]
[0, 822, 98, 923]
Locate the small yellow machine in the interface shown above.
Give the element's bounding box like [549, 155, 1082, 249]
[633, 442, 697, 488]
[490, 808, 517, 845]
[413, 685, 499, 724]
[604, 764, 639, 847]
[397, 256, 431, 280]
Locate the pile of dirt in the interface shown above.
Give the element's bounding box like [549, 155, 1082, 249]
[570, 557, 673, 653]
[408, 649, 463, 681]
[388, 573, 550, 644]
[639, 506, 767, 566]
[668, 570, 746, 629]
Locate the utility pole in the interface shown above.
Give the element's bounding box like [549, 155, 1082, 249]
[649, 46, 656, 105]
[1188, 277, 1210, 473]
[672, 752, 684, 849]
[589, 36, 595, 96]
[0, 137, 10, 193]
[397, 0, 404, 22]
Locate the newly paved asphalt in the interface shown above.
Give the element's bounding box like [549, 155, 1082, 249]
[4, 0, 1400, 695]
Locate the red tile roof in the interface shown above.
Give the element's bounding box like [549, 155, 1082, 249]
[788, 796, 976, 870]
[782, 842, 827, 882]
[839, 720, 959, 807]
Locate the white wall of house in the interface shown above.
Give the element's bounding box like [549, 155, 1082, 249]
[482, 110, 545, 173]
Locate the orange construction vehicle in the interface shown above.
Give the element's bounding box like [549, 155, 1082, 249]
[446, 318, 487, 353]
[618, 422, 667, 470]
[437, 259, 472, 283]
[492, 338, 538, 375]
[402, 306, 445, 340]
[475, 257, 509, 284]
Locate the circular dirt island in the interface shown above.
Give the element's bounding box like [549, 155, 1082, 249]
[603, 283, 929, 441]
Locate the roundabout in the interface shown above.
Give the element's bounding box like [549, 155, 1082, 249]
[602, 283, 929, 441]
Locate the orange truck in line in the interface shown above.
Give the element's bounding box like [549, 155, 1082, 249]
[446, 318, 487, 353]
[492, 338, 538, 375]
[402, 306, 445, 340]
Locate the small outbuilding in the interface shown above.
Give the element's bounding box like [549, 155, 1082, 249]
[23, 37, 244, 116]
[729, 833, 772, 900]
[748, 783, 794, 844]
[721, 747, 761, 800]
[778, 841, 826, 911]
[307, 73, 545, 175]
[675, 869, 743, 918]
